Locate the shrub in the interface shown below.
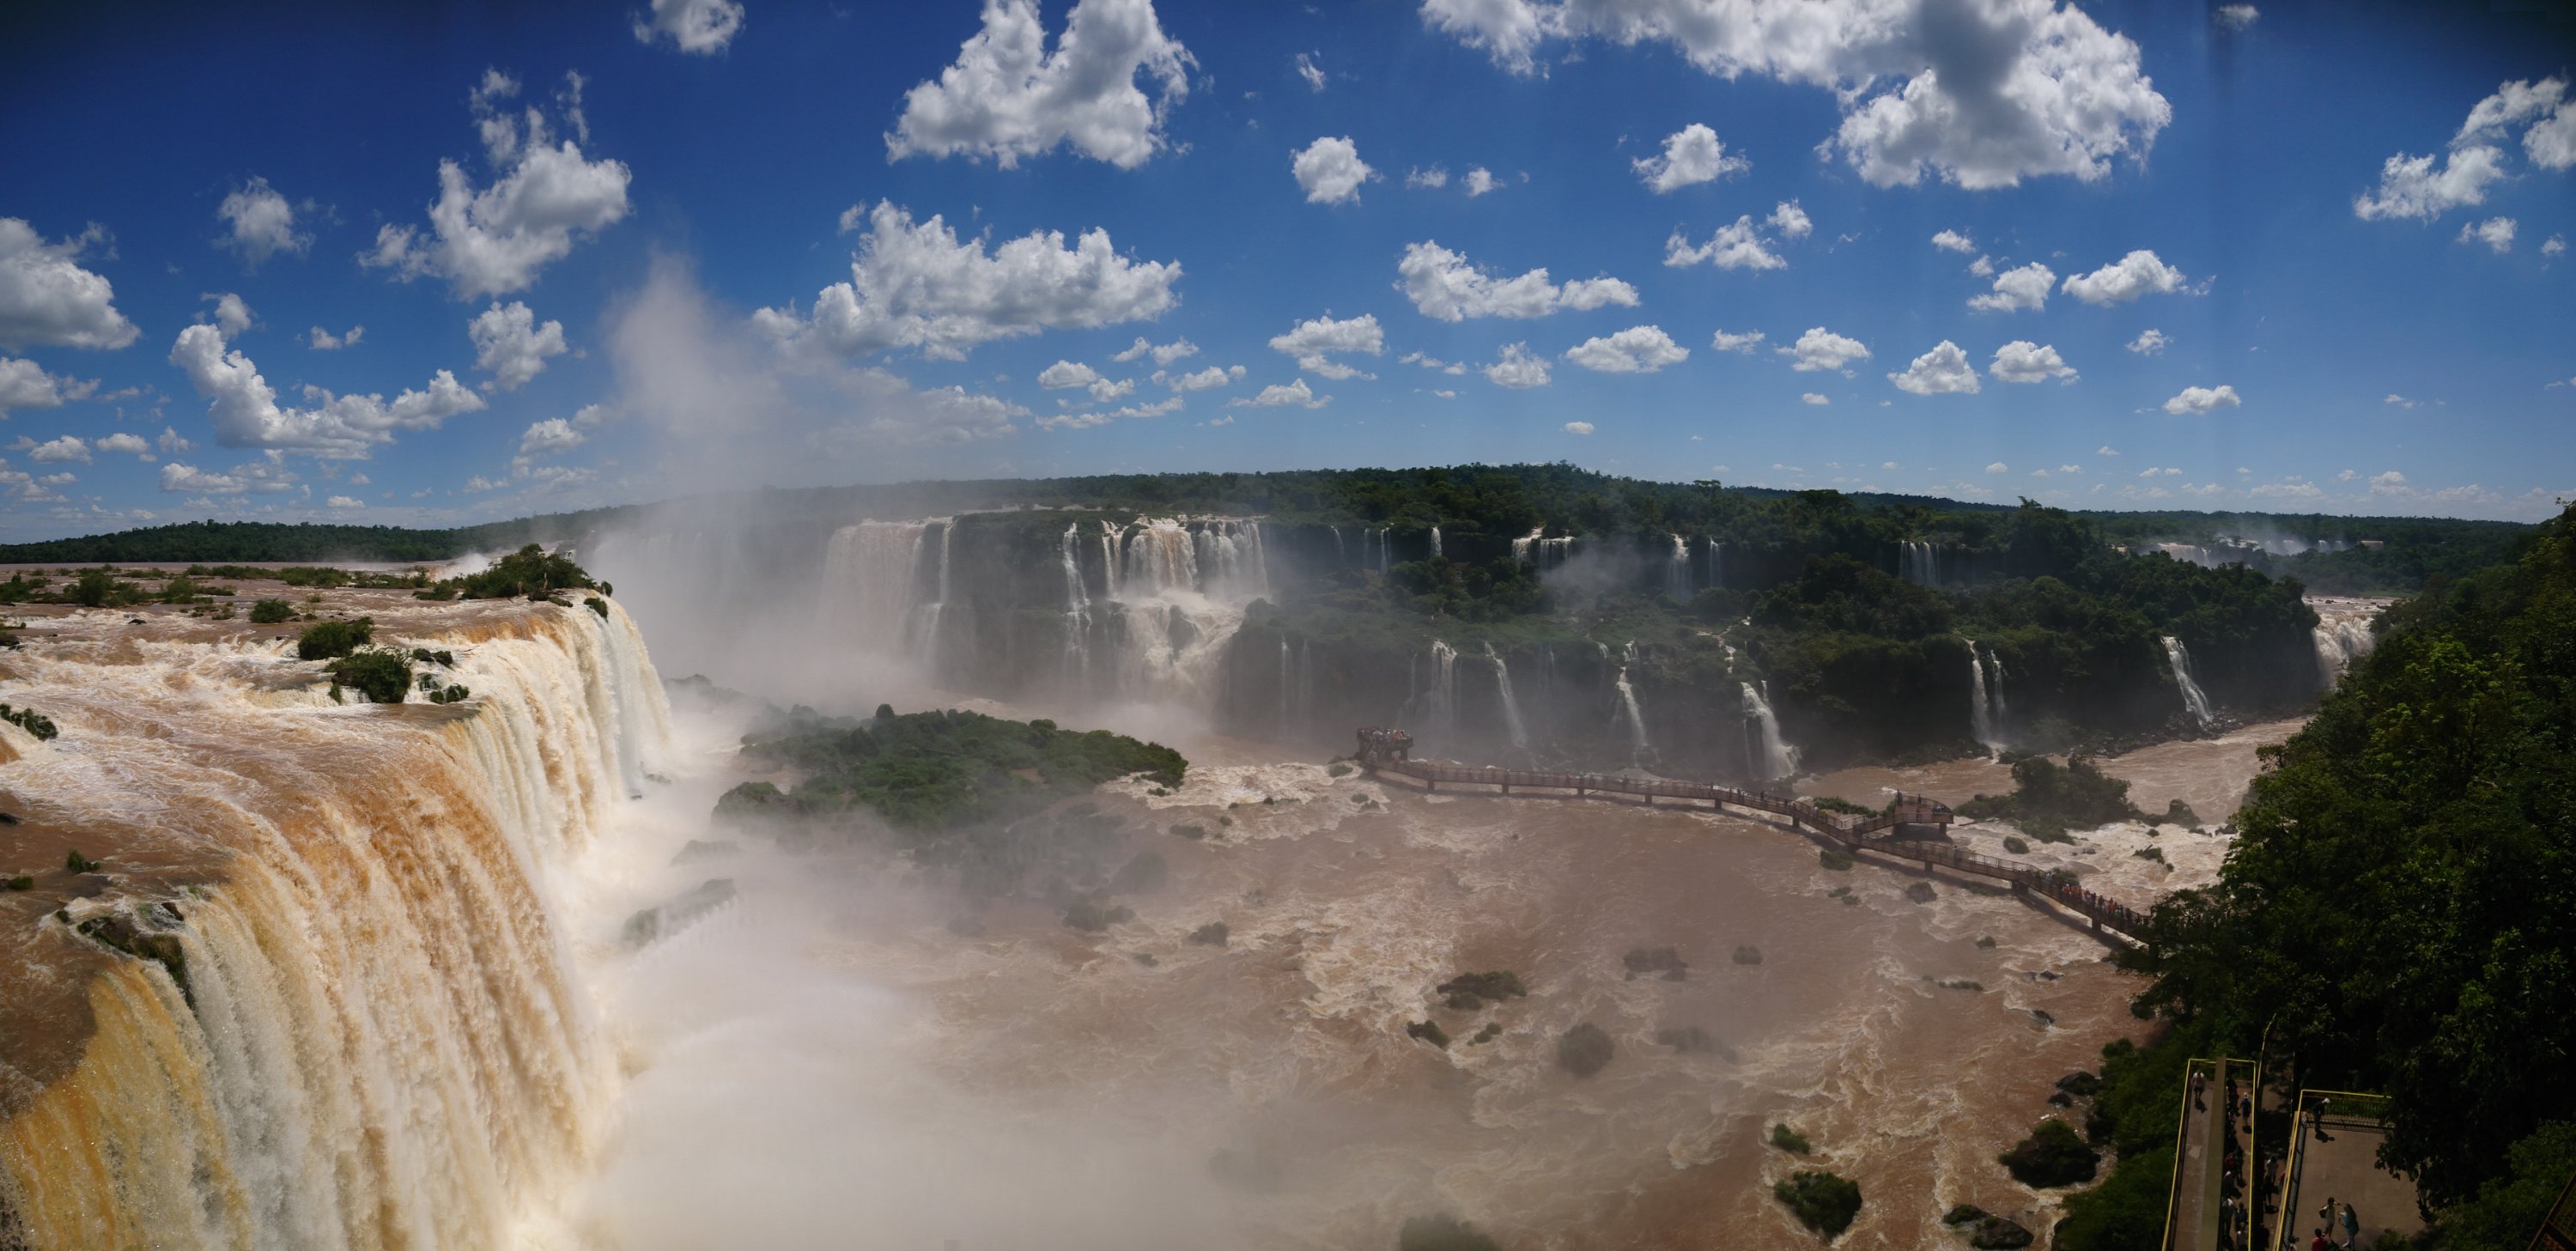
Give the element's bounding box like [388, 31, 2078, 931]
[71, 568, 112, 607]
[585, 597, 609, 617]
[2002, 835, 2031, 854]
[1773, 1169, 1862, 1240]
[3, 876, 30, 890]
[1771, 1122, 1813, 1153]
[1998, 1118, 2099, 1187]
[65, 851, 98, 873]
[0, 703, 58, 740]
[1556, 1022, 1614, 1077]
[250, 598, 294, 623]
[435, 544, 597, 600]
[295, 617, 373, 660]
[328, 650, 412, 703]
[1819, 848, 1856, 871]
[1188, 921, 1229, 947]
[1470, 1023, 1502, 1045]
[1406, 1019, 1450, 1049]
[1436, 971, 1527, 1008]
[1397, 1214, 1498, 1251]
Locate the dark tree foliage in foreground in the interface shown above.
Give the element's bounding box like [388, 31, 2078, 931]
[2121, 502, 2576, 1215]
[1772, 1169, 1862, 1240]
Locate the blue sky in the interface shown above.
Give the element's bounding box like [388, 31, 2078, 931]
[0, 0, 2570, 538]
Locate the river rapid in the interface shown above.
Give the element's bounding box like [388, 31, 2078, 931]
[562, 697, 2305, 1250]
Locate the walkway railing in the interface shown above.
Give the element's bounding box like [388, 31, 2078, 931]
[1366, 753, 2149, 939]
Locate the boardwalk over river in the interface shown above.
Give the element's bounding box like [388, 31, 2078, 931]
[1356, 729, 2150, 942]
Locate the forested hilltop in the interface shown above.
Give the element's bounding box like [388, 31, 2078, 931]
[2051, 501, 2576, 1251]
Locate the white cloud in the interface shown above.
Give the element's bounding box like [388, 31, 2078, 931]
[158, 427, 195, 454]
[2137, 466, 2181, 477]
[1267, 313, 1383, 380]
[1291, 136, 1377, 203]
[2547, 234, 2568, 257]
[2385, 393, 2419, 409]
[2354, 146, 2509, 221]
[2096, 445, 2119, 456]
[308, 324, 365, 350]
[2125, 328, 2169, 355]
[95, 432, 150, 458]
[1464, 167, 1503, 196]
[1888, 340, 1980, 395]
[468, 301, 568, 391]
[2457, 216, 2517, 252]
[2457, 77, 2565, 148]
[1986, 462, 2009, 474]
[1990, 340, 2075, 383]
[216, 177, 310, 267]
[0, 357, 92, 416]
[1968, 261, 2054, 312]
[1801, 392, 1828, 405]
[888, 0, 1194, 169]
[161, 463, 245, 494]
[2162, 383, 2241, 415]
[1969, 254, 1996, 276]
[518, 417, 586, 457]
[2215, 4, 2257, 30]
[1779, 326, 1870, 373]
[1563, 325, 1689, 373]
[1406, 166, 1449, 189]
[1709, 329, 1765, 355]
[1112, 336, 1196, 365]
[168, 322, 487, 458]
[1665, 215, 1785, 270]
[2250, 481, 2322, 501]
[202, 292, 254, 337]
[2062, 249, 2191, 305]
[1295, 52, 1327, 92]
[1162, 364, 1243, 392]
[1421, 0, 2171, 190]
[1484, 343, 1550, 388]
[756, 201, 1181, 360]
[1035, 394, 1183, 429]
[0, 219, 139, 350]
[634, 0, 744, 53]
[363, 72, 632, 297]
[1768, 200, 1813, 240]
[1230, 379, 1328, 409]
[1038, 360, 1104, 389]
[1562, 420, 1594, 434]
[1931, 229, 1977, 254]
[24, 434, 88, 463]
[324, 494, 363, 508]
[1632, 123, 1747, 191]
[1395, 241, 1636, 320]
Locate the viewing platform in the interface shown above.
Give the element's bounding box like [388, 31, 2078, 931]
[1355, 727, 2149, 941]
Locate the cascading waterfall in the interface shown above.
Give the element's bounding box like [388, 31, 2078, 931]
[1707, 540, 1725, 591]
[1418, 640, 1461, 748]
[1611, 642, 1650, 759]
[1377, 528, 1391, 576]
[2310, 601, 2378, 689]
[1429, 526, 1442, 560]
[1060, 523, 1092, 687]
[1966, 638, 2008, 752]
[818, 519, 933, 647]
[1741, 681, 1799, 780]
[1511, 526, 1543, 563]
[1104, 518, 1271, 708]
[0, 602, 671, 1250]
[1665, 534, 1691, 601]
[1900, 541, 1937, 586]
[1485, 641, 1531, 750]
[2161, 635, 2215, 728]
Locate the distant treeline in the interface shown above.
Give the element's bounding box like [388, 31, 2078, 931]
[0, 513, 632, 565]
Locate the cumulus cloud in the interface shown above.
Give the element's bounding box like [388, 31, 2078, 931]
[1888, 339, 1980, 394]
[309, 324, 365, 350]
[1295, 51, 1327, 91]
[1710, 329, 1765, 354]
[23, 434, 88, 463]
[2125, 328, 2168, 355]
[1484, 342, 1550, 388]
[1291, 136, 1377, 203]
[1931, 229, 1977, 253]
[1968, 261, 2054, 312]
[1664, 215, 1787, 270]
[1406, 166, 1450, 189]
[2458, 216, 2517, 252]
[517, 416, 587, 457]
[755, 201, 1181, 360]
[168, 322, 486, 457]
[0, 219, 139, 350]
[1395, 241, 1636, 320]
[1464, 167, 1504, 196]
[1035, 394, 1182, 430]
[469, 301, 568, 391]
[1562, 420, 1594, 434]
[2162, 383, 2241, 415]
[1563, 325, 1689, 373]
[1986, 461, 2009, 473]
[2216, 4, 2257, 30]
[1230, 378, 1327, 409]
[1801, 392, 1828, 405]
[1420, 0, 2171, 190]
[1768, 200, 1813, 240]
[0, 356, 94, 416]
[95, 432, 150, 458]
[887, 0, 1194, 169]
[202, 292, 255, 337]
[161, 463, 246, 494]
[2354, 146, 2509, 222]
[363, 70, 632, 297]
[634, 0, 744, 53]
[1161, 363, 1243, 392]
[216, 177, 310, 267]
[1779, 326, 1870, 373]
[2353, 77, 2576, 222]
[2061, 248, 2190, 305]
[1113, 336, 1196, 365]
[1267, 313, 1382, 380]
[1632, 123, 1747, 191]
[2547, 234, 2568, 257]
[1039, 358, 1138, 401]
[1989, 339, 2075, 383]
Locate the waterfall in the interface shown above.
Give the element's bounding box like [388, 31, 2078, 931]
[1708, 540, 1725, 591]
[1278, 636, 1292, 734]
[2310, 600, 2378, 689]
[1060, 523, 1092, 688]
[819, 519, 932, 647]
[1485, 641, 1530, 750]
[1665, 533, 1691, 602]
[1098, 518, 1270, 710]
[1329, 525, 1346, 564]
[1967, 638, 2007, 752]
[0, 603, 671, 1248]
[1900, 541, 1937, 586]
[1512, 526, 1543, 562]
[2161, 635, 2215, 728]
[1425, 640, 1460, 746]
[1429, 526, 1443, 560]
[1098, 519, 1125, 599]
[1377, 527, 1391, 575]
[1611, 642, 1650, 759]
[1741, 681, 1798, 780]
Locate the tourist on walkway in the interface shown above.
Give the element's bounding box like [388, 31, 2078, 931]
[2340, 1202, 2358, 1248]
